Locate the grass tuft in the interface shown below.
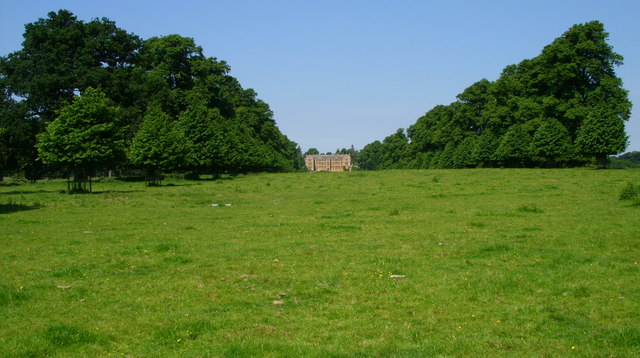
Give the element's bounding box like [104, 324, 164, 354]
[40, 324, 102, 347]
[516, 204, 544, 213]
[0, 284, 30, 306]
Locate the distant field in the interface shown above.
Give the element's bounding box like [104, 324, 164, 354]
[1, 169, 639, 357]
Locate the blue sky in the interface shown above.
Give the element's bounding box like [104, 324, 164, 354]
[1, 0, 638, 153]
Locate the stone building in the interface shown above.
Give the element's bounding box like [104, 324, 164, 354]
[305, 154, 352, 172]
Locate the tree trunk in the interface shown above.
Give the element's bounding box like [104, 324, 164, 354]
[68, 167, 90, 193]
[595, 154, 609, 169]
[146, 168, 160, 186]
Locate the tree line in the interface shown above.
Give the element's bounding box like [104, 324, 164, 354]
[0, 10, 303, 187]
[358, 21, 632, 170]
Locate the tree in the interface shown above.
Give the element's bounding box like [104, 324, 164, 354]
[141, 35, 300, 174]
[139, 34, 232, 118]
[471, 130, 498, 167]
[380, 129, 410, 168]
[1, 10, 142, 122]
[129, 106, 189, 185]
[618, 152, 640, 165]
[575, 107, 628, 167]
[450, 136, 477, 168]
[494, 124, 532, 167]
[1, 82, 41, 180]
[304, 148, 320, 156]
[531, 118, 573, 167]
[608, 151, 640, 169]
[455, 79, 493, 134]
[233, 104, 296, 172]
[177, 99, 222, 176]
[358, 141, 384, 170]
[37, 88, 124, 192]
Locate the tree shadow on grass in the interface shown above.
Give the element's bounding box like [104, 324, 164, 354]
[0, 190, 62, 195]
[0, 202, 42, 214]
[90, 190, 145, 194]
[149, 183, 197, 187]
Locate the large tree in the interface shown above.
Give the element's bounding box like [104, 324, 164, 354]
[1, 10, 142, 122]
[0, 10, 144, 179]
[37, 87, 125, 192]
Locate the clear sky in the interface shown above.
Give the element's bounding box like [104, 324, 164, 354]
[1, 0, 638, 153]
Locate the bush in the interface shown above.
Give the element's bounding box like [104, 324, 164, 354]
[619, 182, 638, 201]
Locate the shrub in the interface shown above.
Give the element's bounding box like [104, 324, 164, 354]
[619, 182, 638, 201]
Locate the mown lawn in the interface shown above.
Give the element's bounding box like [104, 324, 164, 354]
[1, 169, 639, 357]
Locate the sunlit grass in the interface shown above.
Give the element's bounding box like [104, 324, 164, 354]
[1, 169, 639, 357]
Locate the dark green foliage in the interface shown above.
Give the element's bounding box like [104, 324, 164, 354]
[618, 151, 640, 165]
[304, 148, 320, 156]
[362, 21, 630, 169]
[138, 34, 300, 175]
[357, 129, 412, 170]
[1, 78, 48, 181]
[531, 118, 573, 167]
[495, 124, 532, 167]
[0, 10, 142, 122]
[380, 129, 410, 168]
[129, 106, 189, 185]
[608, 151, 640, 168]
[1, 10, 301, 181]
[471, 130, 498, 167]
[575, 106, 628, 168]
[450, 136, 476, 168]
[358, 140, 384, 170]
[36, 87, 125, 192]
[618, 182, 638, 201]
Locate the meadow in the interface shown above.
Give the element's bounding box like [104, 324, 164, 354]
[1, 169, 639, 357]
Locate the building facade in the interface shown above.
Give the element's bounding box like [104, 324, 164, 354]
[305, 154, 352, 172]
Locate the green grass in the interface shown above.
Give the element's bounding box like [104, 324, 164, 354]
[1, 169, 639, 357]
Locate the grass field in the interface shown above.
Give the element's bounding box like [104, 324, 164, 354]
[1, 169, 639, 357]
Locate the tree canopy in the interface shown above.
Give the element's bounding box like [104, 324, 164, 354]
[1, 9, 301, 183]
[360, 21, 631, 169]
[37, 87, 125, 191]
[129, 106, 189, 185]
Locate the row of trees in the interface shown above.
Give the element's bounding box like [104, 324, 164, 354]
[303, 146, 360, 157]
[359, 21, 632, 170]
[1, 10, 303, 187]
[608, 151, 640, 168]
